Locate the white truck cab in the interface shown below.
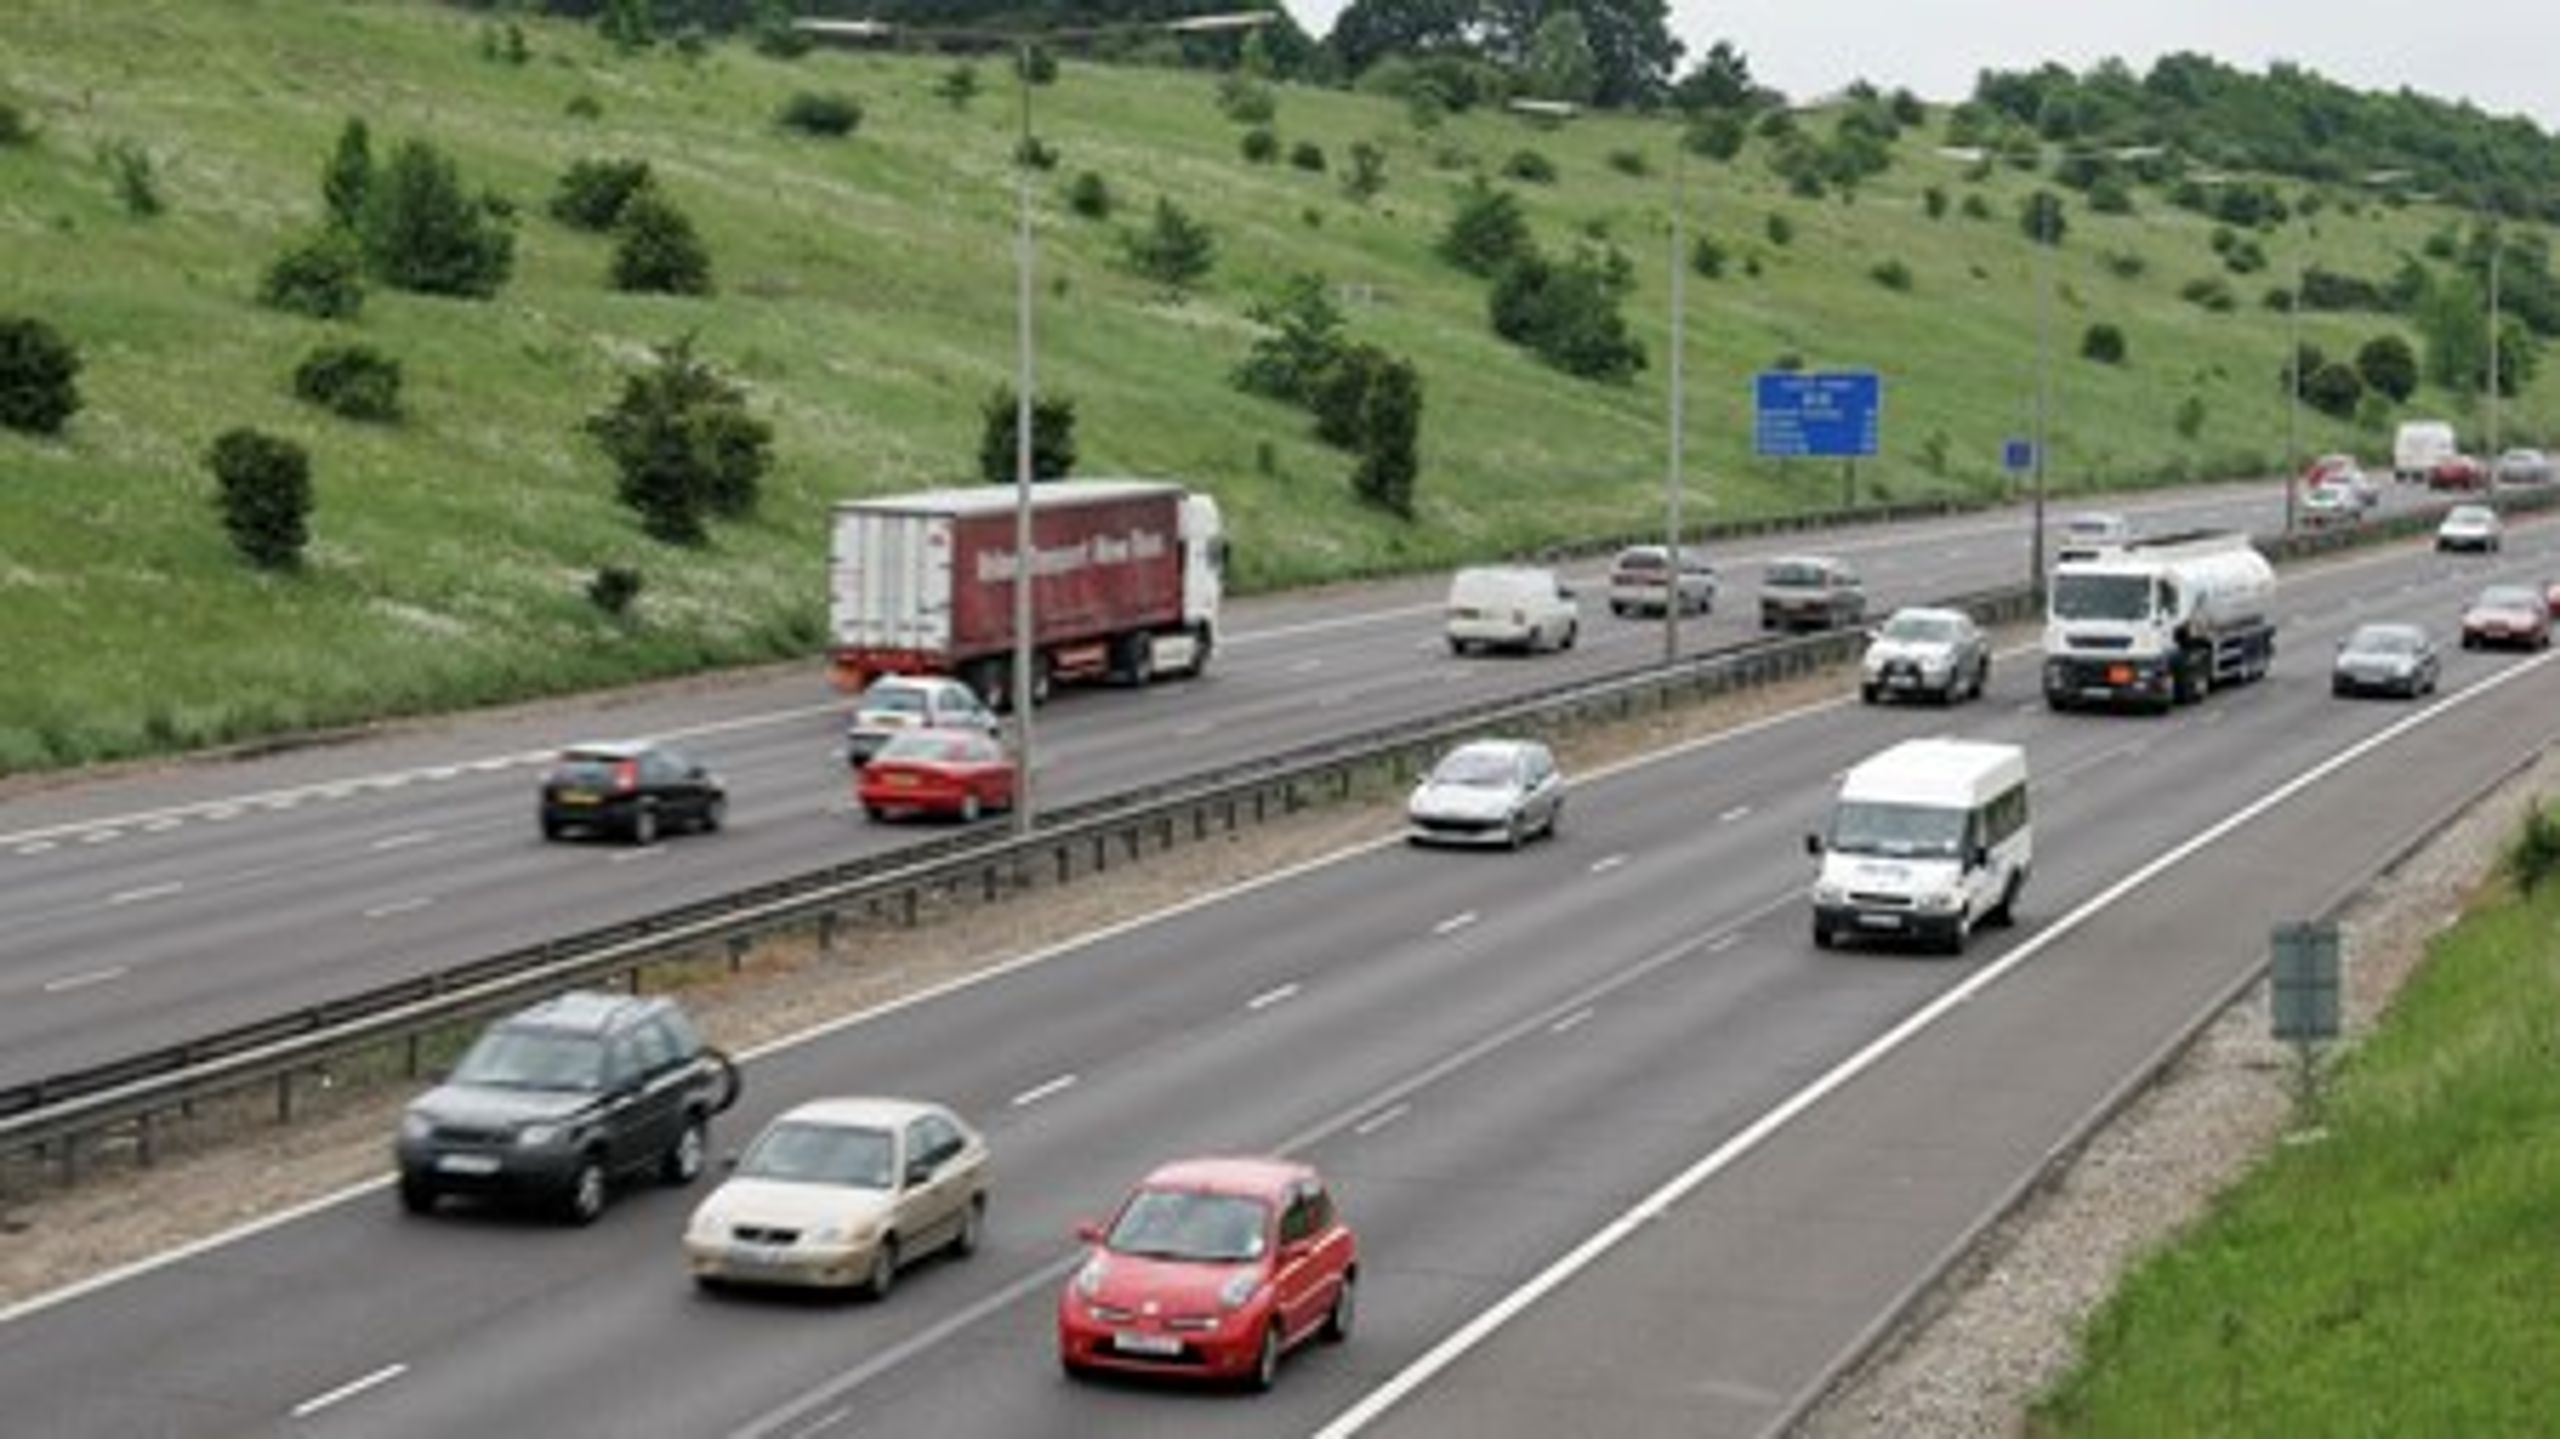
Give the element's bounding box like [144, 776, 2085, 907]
[1807, 739, 2030, 954]
[2393, 420, 2456, 483]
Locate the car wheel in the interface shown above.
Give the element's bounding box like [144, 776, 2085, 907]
[562, 1156, 608, 1226]
[1975, 658, 1992, 699]
[1610, 601, 1629, 618]
[629, 804, 658, 847]
[863, 805, 887, 822]
[2332, 678, 2349, 697]
[1321, 1272, 1356, 1344]
[398, 1174, 438, 1215]
[1987, 872, 2023, 928]
[698, 796, 726, 834]
[1860, 682, 1880, 704]
[1812, 916, 1835, 950]
[661, 1114, 706, 1186]
[1542, 801, 1562, 841]
[1559, 621, 1577, 651]
[1505, 815, 1526, 851]
[539, 816, 563, 842]
[1448, 637, 1468, 656]
[864, 1238, 900, 1301]
[951, 1194, 986, 1259]
[960, 792, 983, 824]
[1246, 1321, 1283, 1393]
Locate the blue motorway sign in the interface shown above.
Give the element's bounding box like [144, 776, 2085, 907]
[1753, 371, 1881, 459]
[2003, 437, 2036, 473]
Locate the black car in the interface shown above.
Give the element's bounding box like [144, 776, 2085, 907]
[538, 740, 725, 844]
[396, 992, 740, 1223]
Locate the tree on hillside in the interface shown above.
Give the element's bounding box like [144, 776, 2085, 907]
[1232, 272, 1349, 407]
[977, 386, 1077, 486]
[611, 190, 714, 296]
[585, 336, 772, 544]
[1439, 178, 1534, 277]
[2355, 334, 2418, 403]
[1671, 40, 1764, 112]
[1121, 197, 1216, 294]
[207, 429, 313, 570]
[322, 118, 373, 230]
[361, 138, 513, 299]
[0, 315, 82, 435]
[1521, 11, 1599, 106]
[1328, 0, 1680, 109]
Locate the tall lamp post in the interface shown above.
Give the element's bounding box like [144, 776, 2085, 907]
[801, 11, 1273, 835]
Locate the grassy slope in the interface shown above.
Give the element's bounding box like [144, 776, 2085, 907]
[2, 0, 2554, 771]
[2032, 847, 2560, 1435]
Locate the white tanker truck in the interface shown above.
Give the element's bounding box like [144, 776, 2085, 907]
[2042, 530, 2277, 712]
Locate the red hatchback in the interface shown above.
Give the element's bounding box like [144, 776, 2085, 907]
[855, 729, 1016, 823]
[1058, 1157, 1356, 1391]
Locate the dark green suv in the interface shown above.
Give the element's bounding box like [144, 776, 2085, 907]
[396, 992, 740, 1224]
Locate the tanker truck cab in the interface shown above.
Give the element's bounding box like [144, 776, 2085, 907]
[2043, 530, 2276, 713]
[1807, 739, 2029, 955]
[1171, 490, 1225, 674]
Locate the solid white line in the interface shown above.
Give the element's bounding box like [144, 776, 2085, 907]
[422, 766, 460, 781]
[1432, 911, 1478, 936]
[363, 897, 434, 920]
[1010, 1073, 1077, 1108]
[106, 882, 181, 906]
[15, 840, 55, 855]
[1547, 1008, 1596, 1035]
[42, 967, 128, 995]
[1717, 804, 1752, 823]
[288, 1362, 407, 1420]
[1589, 853, 1628, 874]
[1706, 933, 1740, 953]
[1174, 721, 1215, 739]
[368, 830, 437, 852]
[790, 1407, 854, 1438]
[611, 846, 667, 863]
[1354, 1103, 1411, 1136]
[1247, 983, 1301, 1011]
[260, 796, 298, 811]
[1310, 643, 2560, 1439]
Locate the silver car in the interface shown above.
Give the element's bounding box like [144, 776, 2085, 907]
[1407, 739, 1563, 848]
[1860, 607, 1991, 704]
[2332, 623, 2439, 699]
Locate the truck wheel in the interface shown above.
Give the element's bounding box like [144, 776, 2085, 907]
[1031, 653, 1053, 706]
[1811, 916, 1835, 950]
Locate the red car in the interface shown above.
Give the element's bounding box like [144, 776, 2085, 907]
[2461, 585, 2551, 651]
[2429, 454, 2488, 490]
[1058, 1157, 1356, 1391]
[855, 728, 1016, 823]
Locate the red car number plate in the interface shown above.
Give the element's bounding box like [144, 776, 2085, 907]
[1112, 1331, 1182, 1356]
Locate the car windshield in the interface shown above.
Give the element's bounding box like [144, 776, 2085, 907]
[2346, 627, 2421, 655]
[2477, 587, 2539, 611]
[1829, 801, 1967, 860]
[877, 732, 972, 762]
[2064, 516, 2122, 538]
[1106, 1189, 1270, 1263]
[738, 1120, 895, 1189]
[1430, 749, 1519, 788]
[1766, 561, 1829, 587]
[450, 1027, 605, 1092]
[1615, 549, 1665, 572]
[859, 686, 929, 716]
[2051, 573, 2152, 621]
[2448, 507, 2494, 525]
[1880, 613, 1956, 643]
[549, 756, 628, 786]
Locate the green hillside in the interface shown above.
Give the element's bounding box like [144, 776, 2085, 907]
[1, 1, 2552, 773]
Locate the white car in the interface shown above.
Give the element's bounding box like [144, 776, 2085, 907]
[845, 675, 999, 768]
[1407, 738, 1563, 848]
[1446, 566, 1580, 655]
[2054, 511, 2133, 563]
[2299, 483, 2362, 528]
[1860, 607, 1991, 704]
[2436, 505, 2503, 553]
[1606, 545, 1717, 617]
[683, 1097, 989, 1298]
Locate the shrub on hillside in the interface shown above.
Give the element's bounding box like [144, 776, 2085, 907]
[1233, 271, 1348, 407]
[0, 315, 82, 435]
[588, 565, 643, 618]
[0, 96, 33, 147]
[1342, 141, 1386, 202]
[2357, 334, 2419, 402]
[1120, 198, 1215, 294]
[1959, 193, 1993, 220]
[292, 343, 402, 421]
[1240, 127, 1279, 165]
[1016, 135, 1060, 171]
[1869, 259, 1913, 292]
[1922, 185, 1947, 219]
[1439, 179, 1533, 277]
[2181, 277, 2236, 311]
[565, 94, 604, 121]
[1607, 148, 1649, 178]
[207, 428, 313, 570]
[1690, 235, 1727, 279]
[1217, 74, 1277, 125]
[361, 138, 513, 298]
[2262, 287, 2295, 312]
[1764, 212, 1794, 247]
[2508, 807, 2560, 895]
[322, 118, 373, 229]
[2020, 190, 2067, 245]
[2221, 238, 2267, 275]
[1501, 149, 1557, 184]
[258, 230, 366, 320]
[1686, 113, 1745, 162]
[100, 137, 162, 218]
[550, 158, 653, 231]
[1348, 348, 1422, 518]
[977, 385, 1077, 485]
[2102, 250, 2147, 280]
[1289, 140, 1326, 172]
[611, 190, 713, 296]
[1067, 170, 1112, 219]
[1488, 249, 1644, 384]
[2087, 177, 2134, 214]
[2081, 322, 2127, 364]
[778, 91, 863, 137]
[2304, 360, 2364, 419]
[2174, 393, 2208, 439]
[584, 336, 772, 544]
[935, 64, 980, 110]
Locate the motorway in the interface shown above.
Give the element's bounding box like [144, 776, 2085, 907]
[0, 480, 2430, 1090]
[3, 493, 2554, 1438]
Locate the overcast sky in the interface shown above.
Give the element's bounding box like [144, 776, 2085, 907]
[1280, 2, 2560, 131]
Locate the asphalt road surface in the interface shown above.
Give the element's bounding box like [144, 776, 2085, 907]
[3, 492, 2552, 1439]
[0, 480, 2439, 1089]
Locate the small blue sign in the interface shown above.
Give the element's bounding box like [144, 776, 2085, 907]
[1754, 371, 1881, 459]
[2003, 438, 2036, 473]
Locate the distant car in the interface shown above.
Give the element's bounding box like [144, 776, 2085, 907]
[2054, 511, 2134, 562]
[1759, 555, 1865, 631]
[538, 740, 726, 845]
[2436, 505, 2503, 553]
[2332, 623, 2440, 698]
[1406, 738, 1562, 848]
[2302, 457, 2378, 509]
[2462, 585, 2550, 650]
[2298, 483, 2363, 528]
[2303, 452, 2360, 485]
[2544, 579, 2560, 619]
[1860, 607, 1990, 705]
[1058, 1156, 1356, 1391]
[2495, 447, 2554, 486]
[845, 675, 999, 769]
[1446, 566, 1580, 655]
[396, 992, 738, 1223]
[1606, 544, 1716, 617]
[2429, 454, 2488, 491]
[683, 1097, 988, 1298]
[857, 728, 1017, 824]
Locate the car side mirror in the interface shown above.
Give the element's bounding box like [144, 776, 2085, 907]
[1074, 1220, 1104, 1244]
[721, 1152, 740, 1173]
[1970, 845, 1991, 870]
[906, 1159, 934, 1187]
[1804, 833, 1823, 857]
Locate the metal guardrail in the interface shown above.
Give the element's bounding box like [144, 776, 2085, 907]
[7, 482, 2552, 1176]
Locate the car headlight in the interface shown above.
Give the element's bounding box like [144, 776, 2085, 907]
[400, 1112, 434, 1142]
[1813, 881, 1846, 906]
[1917, 889, 1963, 913]
[1218, 1269, 1265, 1311]
[515, 1122, 564, 1148]
[1075, 1254, 1108, 1299]
[809, 1219, 877, 1248]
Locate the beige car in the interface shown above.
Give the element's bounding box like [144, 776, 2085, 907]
[683, 1097, 988, 1298]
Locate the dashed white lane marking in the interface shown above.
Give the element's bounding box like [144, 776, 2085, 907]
[1174, 721, 1216, 739]
[289, 1362, 407, 1420]
[1010, 1074, 1077, 1108]
[423, 766, 462, 781]
[363, 897, 434, 920]
[470, 758, 512, 772]
[368, 830, 437, 853]
[260, 796, 298, 811]
[1247, 983, 1301, 1011]
[205, 806, 243, 820]
[15, 840, 55, 855]
[1706, 933, 1741, 953]
[140, 817, 180, 833]
[1548, 1007, 1596, 1035]
[611, 846, 668, 864]
[1717, 804, 1753, 823]
[1432, 911, 1479, 936]
[42, 966, 128, 994]
[2014, 701, 2039, 716]
[80, 830, 120, 845]
[106, 881, 182, 906]
[1353, 1104, 1411, 1137]
[1290, 658, 1324, 673]
[1589, 853, 1628, 874]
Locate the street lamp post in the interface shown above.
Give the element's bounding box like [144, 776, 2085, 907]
[1664, 125, 1687, 664]
[800, 11, 1273, 836]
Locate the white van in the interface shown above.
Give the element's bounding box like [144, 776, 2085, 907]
[2393, 420, 2457, 483]
[1806, 738, 2030, 953]
[1447, 566, 1580, 655]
